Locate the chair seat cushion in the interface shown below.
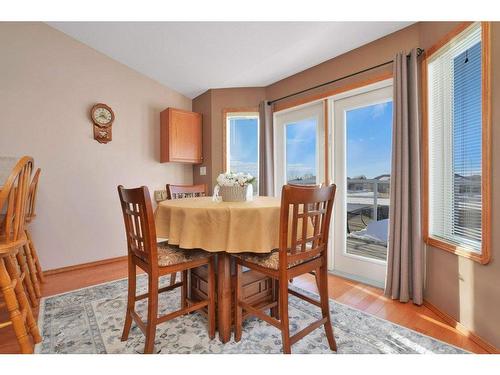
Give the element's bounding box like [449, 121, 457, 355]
[157, 242, 210, 267]
[233, 250, 310, 270]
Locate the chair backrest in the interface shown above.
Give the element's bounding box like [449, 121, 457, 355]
[166, 184, 207, 200]
[278, 184, 336, 270]
[287, 182, 323, 188]
[0, 156, 33, 244]
[117, 185, 158, 270]
[25, 168, 41, 223]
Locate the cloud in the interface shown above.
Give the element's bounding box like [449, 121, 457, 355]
[371, 102, 389, 119]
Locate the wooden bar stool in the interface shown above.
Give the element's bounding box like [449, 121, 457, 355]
[233, 184, 338, 354]
[165, 183, 207, 285]
[0, 156, 42, 353]
[22, 168, 44, 302]
[118, 185, 215, 354]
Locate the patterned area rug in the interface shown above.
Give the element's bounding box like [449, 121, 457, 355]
[36, 275, 466, 354]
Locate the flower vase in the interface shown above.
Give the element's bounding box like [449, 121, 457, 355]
[220, 185, 250, 202]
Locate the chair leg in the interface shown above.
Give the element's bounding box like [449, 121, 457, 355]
[271, 279, 279, 319]
[180, 270, 188, 309]
[314, 269, 321, 293]
[15, 248, 38, 307]
[26, 230, 44, 283]
[0, 258, 32, 354]
[279, 277, 291, 354]
[4, 255, 41, 345]
[144, 274, 159, 354]
[170, 272, 177, 286]
[121, 258, 136, 342]
[318, 265, 337, 352]
[24, 242, 41, 299]
[234, 262, 243, 342]
[207, 258, 216, 340]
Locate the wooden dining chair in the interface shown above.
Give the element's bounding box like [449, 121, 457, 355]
[166, 183, 207, 200]
[118, 185, 215, 354]
[165, 183, 207, 285]
[21, 168, 43, 304]
[233, 184, 337, 354]
[285, 183, 323, 287]
[25, 169, 43, 281]
[0, 156, 42, 353]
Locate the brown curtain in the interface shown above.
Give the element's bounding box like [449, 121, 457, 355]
[259, 101, 274, 196]
[385, 49, 424, 305]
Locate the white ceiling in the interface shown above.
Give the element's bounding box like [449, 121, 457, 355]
[48, 22, 413, 99]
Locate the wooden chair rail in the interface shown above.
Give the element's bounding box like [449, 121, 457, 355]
[290, 317, 327, 345]
[287, 288, 321, 307]
[238, 300, 281, 329]
[135, 281, 183, 301]
[157, 300, 209, 324]
[287, 247, 323, 263]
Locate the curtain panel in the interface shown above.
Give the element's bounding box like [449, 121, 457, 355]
[384, 49, 424, 305]
[259, 101, 274, 196]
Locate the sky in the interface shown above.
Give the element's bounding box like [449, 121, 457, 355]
[286, 119, 317, 180]
[228, 101, 394, 181]
[228, 117, 258, 165]
[346, 101, 393, 179]
[453, 41, 482, 177]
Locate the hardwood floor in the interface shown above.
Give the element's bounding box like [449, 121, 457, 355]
[0, 258, 488, 354]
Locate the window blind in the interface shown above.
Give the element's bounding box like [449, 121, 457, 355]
[427, 22, 483, 252]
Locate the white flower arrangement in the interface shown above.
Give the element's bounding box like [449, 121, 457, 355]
[216, 172, 255, 187]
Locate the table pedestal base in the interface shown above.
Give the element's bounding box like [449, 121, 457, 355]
[189, 253, 275, 343]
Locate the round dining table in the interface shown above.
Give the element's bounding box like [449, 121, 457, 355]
[154, 196, 282, 343]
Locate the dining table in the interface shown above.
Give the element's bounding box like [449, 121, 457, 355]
[154, 195, 285, 343]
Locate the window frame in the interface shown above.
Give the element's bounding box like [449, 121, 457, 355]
[422, 22, 491, 264]
[273, 101, 325, 194]
[222, 107, 260, 189]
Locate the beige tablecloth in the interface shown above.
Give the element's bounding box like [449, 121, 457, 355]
[155, 196, 285, 253]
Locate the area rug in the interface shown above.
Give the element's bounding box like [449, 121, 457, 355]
[35, 275, 467, 354]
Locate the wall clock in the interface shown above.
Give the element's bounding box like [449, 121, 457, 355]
[91, 103, 115, 144]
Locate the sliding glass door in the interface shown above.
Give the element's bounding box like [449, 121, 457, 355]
[273, 82, 392, 287]
[274, 102, 325, 194]
[331, 80, 393, 287]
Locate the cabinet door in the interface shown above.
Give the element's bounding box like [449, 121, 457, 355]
[161, 108, 202, 163]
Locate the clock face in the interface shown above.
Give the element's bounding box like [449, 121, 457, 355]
[93, 107, 113, 126]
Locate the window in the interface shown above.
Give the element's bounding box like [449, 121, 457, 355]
[424, 22, 491, 263]
[286, 118, 317, 185]
[224, 110, 259, 194]
[273, 102, 325, 192]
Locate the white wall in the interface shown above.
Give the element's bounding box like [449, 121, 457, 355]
[0, 22, 193, 269]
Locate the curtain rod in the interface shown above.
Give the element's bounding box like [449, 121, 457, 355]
[267, 48, 424, 106]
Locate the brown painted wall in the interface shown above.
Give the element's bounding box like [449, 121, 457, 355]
[266, 23, 420, 104]
[192, 90, 212, 189]
[193, 87, 266, 191]
[419, 22, 500, 349]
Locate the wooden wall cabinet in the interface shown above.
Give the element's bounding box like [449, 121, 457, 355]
[160, 107, 203, 163]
